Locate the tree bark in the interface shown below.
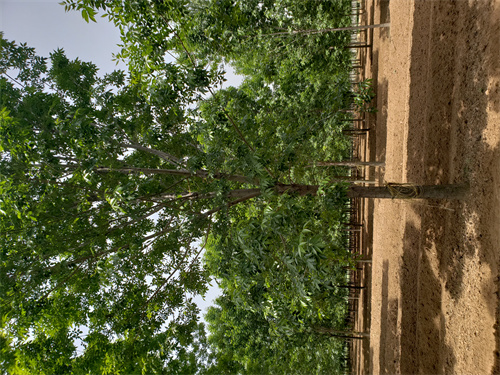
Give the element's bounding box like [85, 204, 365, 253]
[280, 183, 468, 200]
[313, 326, 370, 338]
[356, 258, 372, 264]
[261, 23, 390, 37]
[312, 161, 385, 167]
[344, 44, 371, 49]
[95, 170, 469, 201]
[119, 142, 185, 166]
[197, 183, 468, 201]
[347, 184, 469, 200]
[156, 188, 262, 202]
[95, 166, 257, 184]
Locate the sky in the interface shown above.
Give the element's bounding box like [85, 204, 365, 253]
[0, 0, 229, 317]
[0, 0, 126, 73]
[0, 0, 243, 83]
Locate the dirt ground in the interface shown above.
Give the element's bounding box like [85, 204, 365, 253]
[356, 0, 500, 374]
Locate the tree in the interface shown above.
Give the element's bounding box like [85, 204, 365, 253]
[204, 295, 348, 375]
[60, 0, 223, 90]
[204, 295, 271, 374]
[61, 0, 357, 104]
[0, 37, 216, 374]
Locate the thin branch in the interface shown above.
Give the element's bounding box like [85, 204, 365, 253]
[95, 166, 257, 184]
[141, 216, 212, 316]
[108, 203, 165, 229]
[172, 29, 197, 68]
[2, 72, 25, 88]
[37, 214, 179, 303]
[202, 190, 261, 217]
[157, 175, 191, 195]
[43, 222, 176, 273]
[188, 218, 212, 270]
[40, 263, 82, 301]
[119, 142, 186, 167]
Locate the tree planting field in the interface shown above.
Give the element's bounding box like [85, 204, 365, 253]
[359, 0, 500, 373]
[0, 1, 383, 373]
[2, 0, 499, 373]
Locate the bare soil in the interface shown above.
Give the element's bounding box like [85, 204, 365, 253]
[357, 0, 500, 374]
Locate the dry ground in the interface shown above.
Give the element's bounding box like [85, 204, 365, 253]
[357, 0, 500, 374]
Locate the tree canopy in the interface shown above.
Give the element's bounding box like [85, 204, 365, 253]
[204, 294, 348, 375]
[0, 35, 218, 374]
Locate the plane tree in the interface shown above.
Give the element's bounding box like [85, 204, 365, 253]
[0, 37, 220, 374]
[203, 294, 348, 375]
[181, 0, 354, 71]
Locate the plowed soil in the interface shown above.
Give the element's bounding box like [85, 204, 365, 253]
[359, 0, 500, 374]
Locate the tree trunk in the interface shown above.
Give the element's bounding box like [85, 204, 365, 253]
[338, 284, 365, 290]
[262, 23, 390, 37]
[342, 128, 371, 132]
[313, 326, 370, 338]
[245, 183, 468, 200]
[347, 184, 469, 200]
[279, 183, 468, 200]
[312, 161, 385, 167]
[157, 188, 262, 201]
[344, 44, 371, 49]
[356, 258, 372, 264]
[95, 171, 469, 201]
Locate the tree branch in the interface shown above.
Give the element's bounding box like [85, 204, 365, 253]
[119, 142, 186, 167]
[95, 166, 257, 184]
[202, 190, 262, 217]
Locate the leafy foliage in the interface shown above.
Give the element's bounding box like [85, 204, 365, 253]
[203, 295, 348, 375]
[185, 1, 361, 372]
[0, 37, 217, 374]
